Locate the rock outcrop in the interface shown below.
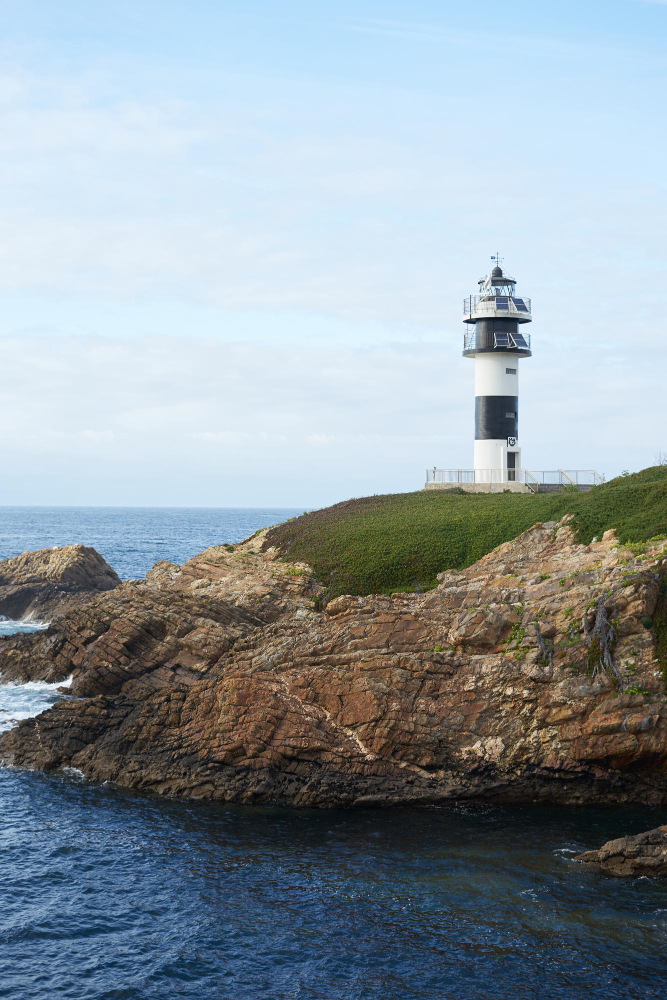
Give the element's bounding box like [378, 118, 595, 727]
[576, 826, 667, 876]
[0, 545, 121, 621]
[0, 519, 665, 807]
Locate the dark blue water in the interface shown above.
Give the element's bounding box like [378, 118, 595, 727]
[1, 508, 666, 999]
[0, 506, 305, 580]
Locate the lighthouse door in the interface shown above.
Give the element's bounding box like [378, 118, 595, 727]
[507, 451, 516, 482]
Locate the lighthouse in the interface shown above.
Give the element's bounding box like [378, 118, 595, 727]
[462, 257, 532, 483]
[425, 258, 601, 492]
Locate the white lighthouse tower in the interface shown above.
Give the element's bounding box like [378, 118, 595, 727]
[462, 256, 532, 484]
[425, 258, 602, 493]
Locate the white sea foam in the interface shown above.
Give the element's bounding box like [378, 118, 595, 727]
[61, 766, 85, 779]
[0, 617, 49, 637]
[0, 675, 73, 734]
[0, 619, 65, 732]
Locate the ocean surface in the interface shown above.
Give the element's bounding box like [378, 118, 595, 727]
[0, 505, 306, 582]
[0, 507, 666, 1000]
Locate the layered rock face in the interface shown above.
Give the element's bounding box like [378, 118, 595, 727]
[576, 826, 667, 876]
[0, 519, 665, 807]
[0, 537, 315, 685]
[0, 545, 121, 620]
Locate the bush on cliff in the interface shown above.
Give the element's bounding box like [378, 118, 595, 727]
[263, 466, 667, 601]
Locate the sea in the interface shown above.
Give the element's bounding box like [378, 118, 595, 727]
[0, 507, 666, 1000]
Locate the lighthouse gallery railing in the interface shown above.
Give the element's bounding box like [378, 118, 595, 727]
[463, 295, 532, 319]
[463, 330, 531, 352]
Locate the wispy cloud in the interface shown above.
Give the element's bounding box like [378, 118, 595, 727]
[0, 63, 665, 335]
[346, 15, 661, 62]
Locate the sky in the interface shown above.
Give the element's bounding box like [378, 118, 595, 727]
[1, 0, 666, 507]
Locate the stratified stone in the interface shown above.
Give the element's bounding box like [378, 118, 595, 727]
[0, 520, 665, 808]
[576, 826, 667, 876]
[0, 545, 120, 620]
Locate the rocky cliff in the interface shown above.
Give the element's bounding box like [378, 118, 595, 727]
[0, 545, 121, 621]
[0, 519, 665, 807]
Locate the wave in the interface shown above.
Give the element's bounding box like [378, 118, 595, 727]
[0, 675, 73, 734]
[0, 617, 49, 636]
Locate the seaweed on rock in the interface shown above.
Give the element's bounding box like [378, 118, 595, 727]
[583, 597, 622, 687]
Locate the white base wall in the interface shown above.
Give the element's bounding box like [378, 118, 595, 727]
[474, 439, 503, 473]
[474, 439, 521, 479]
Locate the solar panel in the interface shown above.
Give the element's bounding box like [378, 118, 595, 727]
[512, 333, 529, 348]
[494, 332, 510, 347]
[495, 296, 509, 309]
[512, 297, 528, 311]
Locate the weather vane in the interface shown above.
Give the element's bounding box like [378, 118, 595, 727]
[491, 252, 504, 268]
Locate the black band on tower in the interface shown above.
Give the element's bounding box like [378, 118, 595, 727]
[473, 318, 518, 351]
[475, 396, 518, 440]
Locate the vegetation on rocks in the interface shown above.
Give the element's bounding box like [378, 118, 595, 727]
[263, 466, 667, 602]
[654, 575, 667, 689]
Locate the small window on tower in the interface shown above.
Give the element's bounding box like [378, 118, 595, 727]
[505, 411, 516, 418]
[506, 367, 516, 375]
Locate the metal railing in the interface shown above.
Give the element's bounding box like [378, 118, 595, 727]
[463, 294, 531, 319]
[463, 330, 531, 352]
[425, 468, 603, 488]
[426, 468, 526, 485]
[522, 470, 604, 487]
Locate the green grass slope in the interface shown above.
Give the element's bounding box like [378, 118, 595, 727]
[263, 466, 667, 601]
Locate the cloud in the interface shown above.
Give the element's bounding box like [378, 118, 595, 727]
[346, 15, 663, 61]
[0, 333, 664, 506]
[0, 56, 666, 334]
[0, 12, 665, 509]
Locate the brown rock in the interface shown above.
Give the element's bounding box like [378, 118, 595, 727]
[0, 521, 666, 808]
[576, 826, 667, 876]
[0, 545, 120, 620]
